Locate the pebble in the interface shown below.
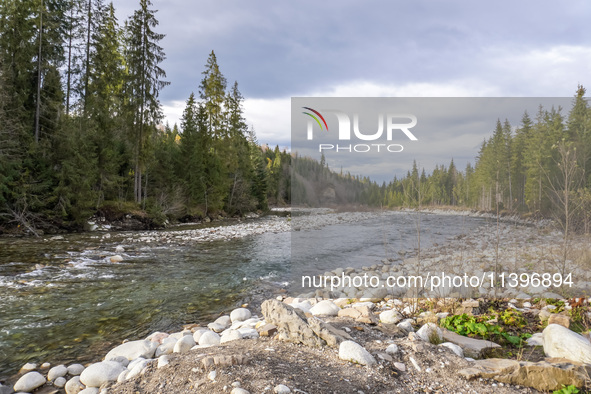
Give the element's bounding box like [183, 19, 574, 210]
[385, 344, 399, 355]
[65, 376, 85, 394]
[54, 376, 67, 388]
[67, 363, 86, 376]
[231, 388, 250, 394]
[48, 364, 68, 381]
[13, 372, 46, 392]
[208, 370, 217, 381]
[230, 308, 252, 323]
[157, 355, 170, 368]
[274, 384, 291, 393]
[338, 341, 377, 366]
[198, 330, 221, 346]
[173, 335, 196, 353]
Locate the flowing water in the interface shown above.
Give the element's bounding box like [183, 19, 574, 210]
[0, 211, 490, 380]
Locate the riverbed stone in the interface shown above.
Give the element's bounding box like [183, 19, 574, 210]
[126, 358, 152, 380]
[109, 255, 123, 263]
[237, 327, 259, 339]
[214, 315, 232, 328]
[442, 329, 501, 358]
[221, 329, 243, 344]
[18, 363, 37, 374]
[208, 322, 227, 333]
[338, 305, 378, 324]
[13, 371, 46, 392]
[543, 324, 591, 363]
[155, 341, 175, 357]
[173, 335, 196, 353]
[230, 308, 252, 323]
[458, 357, 591, 392]
[338, 340, 376, 366]
[48, 364, 68, 381]
[105, 339, 157, 361]
[67, 364, 85, 376]
[262, 299, 350, 347]
[80, 361, 126, 387]
[65, 376, 85, 394]
[258, 323, 278, 337]
[397, 320, 414, 332]
[198, 330, 221, 346]
[379, 309, 403, 324]
[79, 388, 100, 394]
[548, 314, 570, 328]
[439, 342, 464, 357]
[157, 355, 170, 369]
[416, 323, 443, 343]
[274, 384, 291, 393]
[54, 376, 67, 388]
[310, 300, 340, 316]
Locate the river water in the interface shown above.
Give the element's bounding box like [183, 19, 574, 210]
[0, 211, 490, 379]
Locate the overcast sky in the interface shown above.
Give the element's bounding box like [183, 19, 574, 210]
[114, 0, 590, 176]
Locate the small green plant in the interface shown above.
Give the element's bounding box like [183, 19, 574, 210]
[440, 314, 530, 347]
[553, 384, 579, 394]
[498, 309, 526, 327]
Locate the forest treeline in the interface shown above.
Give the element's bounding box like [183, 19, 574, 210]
[1, 1, 589, 235]
[0, 0, 290, 233]
[298, 88, 591, 233]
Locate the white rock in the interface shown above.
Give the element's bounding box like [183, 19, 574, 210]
[54, 376, 67, 388]
[385, 344, 399, 355]
[379, 309, 402, 324]
[105, 340, 157, 361]
[220, 329, 243, 344]
[208, 370, 217, 381]
[173, 335, 196, 353]
[115, 245, 125, 253]
[290, 300, 312, 313]
[126, 358, 152, 380]
[310, 300, 340, 316]
[526, 332, 543, 346]
[231, 388, 250, 394]
[80, 361, 126, 388]
[67, 364, 85, 376]
[274, 384, 291, 393]
[237, 327, 259, 339]
[13, 371, 46, 392]
[393, 362, 406, 371]
[48, 364, 68, 381]
[79, 388, 100, 394]
[214, 315, 232, 328]
[109, 255, 123, 263]
[155, 341, 176, 357]
[208, 322, 227, 332]
[230, 308, 252, 322]
[338, 340, 377, 366]
[192, 329, 209, 343]
[198, 330, 221, 346]
[439, 342, 464, 357]
[127, 357, 145, 371]
[157, 355, 170, 369]
[19, 363, 37, 373]
[65, 376, 85, 394]
[397, 320, 414, 332]
[416, 323, 443, 343]
[543, 324, 591, 363]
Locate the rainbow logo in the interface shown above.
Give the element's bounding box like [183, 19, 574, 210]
[302, 107, 329, 132]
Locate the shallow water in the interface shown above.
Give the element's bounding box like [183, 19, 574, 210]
[0, 219, 290, 379]
[0, 211, 489, 379]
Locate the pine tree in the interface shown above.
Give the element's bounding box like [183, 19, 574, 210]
[124, 0, 169, 204]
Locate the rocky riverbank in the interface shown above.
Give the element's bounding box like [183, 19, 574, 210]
[4, 295, 591, 394]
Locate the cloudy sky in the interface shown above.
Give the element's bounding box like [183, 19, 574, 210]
[115, 0, 590, 177]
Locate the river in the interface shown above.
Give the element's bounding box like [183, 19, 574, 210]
[0, 210, 490, 379]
